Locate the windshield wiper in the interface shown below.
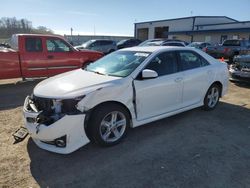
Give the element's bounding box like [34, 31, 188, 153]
[93, 71, 105, 75]
[84, 69, 106, 75]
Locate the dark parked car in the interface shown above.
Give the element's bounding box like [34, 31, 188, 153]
[139, 39, 188, 46]
[117, 39, 141, 49]
[75, 39, 117, 54]
[205, 39, 250, 63]
[229, 54, 250, 83]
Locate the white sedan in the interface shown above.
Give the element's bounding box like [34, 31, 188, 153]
[23, 46, 228, 154]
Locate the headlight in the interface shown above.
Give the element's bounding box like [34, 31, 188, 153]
[61, 95, 85, 114]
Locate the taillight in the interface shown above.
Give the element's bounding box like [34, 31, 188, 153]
[224, 48, 230, 53]
[203, 47, 207, 52]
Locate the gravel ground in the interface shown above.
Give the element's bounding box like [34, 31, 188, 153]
[0, 79, 249, 188]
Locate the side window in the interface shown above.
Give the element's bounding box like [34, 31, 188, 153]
[102, 40, 112, 45]
[92, 41, 100, 47]
[25, 37, 42, 52]
[46, 38, 70, 52]
[179, 51, 209, 71]
[145, 52, 178, 76]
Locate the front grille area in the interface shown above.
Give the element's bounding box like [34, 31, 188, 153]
[28, 95, 81, 126]
[33, 96, 53, 115]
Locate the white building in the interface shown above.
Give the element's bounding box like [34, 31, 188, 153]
[134, 16, 250, 44]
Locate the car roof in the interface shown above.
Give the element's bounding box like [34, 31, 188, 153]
[163, 41, 184, 44]
[119, 46, 188, 53]
[120, 46, 220, 65]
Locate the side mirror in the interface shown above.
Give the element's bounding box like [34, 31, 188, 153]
[142, 69, 158, 79]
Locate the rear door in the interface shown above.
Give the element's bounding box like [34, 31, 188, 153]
[20, 37, 48, 77]
[177, 50, 213, 107]
[45, 37, 81, 76]
[133, 51, 184, 121]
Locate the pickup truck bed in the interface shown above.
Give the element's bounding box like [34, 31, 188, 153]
[0, 48, 21, 79]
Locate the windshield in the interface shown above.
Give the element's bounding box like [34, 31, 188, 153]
[85, 51, 151, 77]
[188, 42, 200, 47]
[82, 40, 95, 48]
[117, 40, 126, 45]
[138, 39, 164, 46]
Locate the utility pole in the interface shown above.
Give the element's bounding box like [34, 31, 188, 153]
[70, 27, 73, 36]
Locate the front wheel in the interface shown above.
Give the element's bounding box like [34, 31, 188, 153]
[88, 104, 130, 146]
[203, 84, 220, 111]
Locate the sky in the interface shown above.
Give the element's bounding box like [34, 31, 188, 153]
[1, 0, 250, 36]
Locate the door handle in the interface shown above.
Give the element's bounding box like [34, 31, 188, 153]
[175, 77, 183, 83]
[47, 55, 54, 59]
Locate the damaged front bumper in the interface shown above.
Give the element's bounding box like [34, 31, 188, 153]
[229, 68, 250, 83]
[23, 96, 90, 154]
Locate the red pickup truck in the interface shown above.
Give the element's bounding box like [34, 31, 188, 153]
[0, 34, 103, 80]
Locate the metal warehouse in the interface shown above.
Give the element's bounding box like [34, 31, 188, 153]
[134, 16, 250, 44]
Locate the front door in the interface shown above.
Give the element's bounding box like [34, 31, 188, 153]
[21, 37, 48, 78]
[45, 38, 81, 76]
[133, 51, 183, 121]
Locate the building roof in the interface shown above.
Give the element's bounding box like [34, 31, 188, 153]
[135, 16, 238, 25]
[167, 27, 250, 35]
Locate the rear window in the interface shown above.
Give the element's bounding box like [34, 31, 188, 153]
[25, 37, 43, 52]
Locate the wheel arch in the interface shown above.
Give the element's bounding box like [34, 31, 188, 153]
[209, 81, 223, 97]
[84, 100, 133, 137]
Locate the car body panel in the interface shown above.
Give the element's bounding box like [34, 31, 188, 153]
[23, 97, 89, 154]
[134, 71, 183, 121]
[23, 46, 229, 154]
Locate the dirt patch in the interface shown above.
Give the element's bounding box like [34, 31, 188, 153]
[0, 80, 249, 188]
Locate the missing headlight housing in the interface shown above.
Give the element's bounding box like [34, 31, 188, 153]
[30, 95, 85, 126]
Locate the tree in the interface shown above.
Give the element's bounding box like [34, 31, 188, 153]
[0, 17, 53, 39]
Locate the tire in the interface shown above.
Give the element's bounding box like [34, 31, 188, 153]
[203, 84, 220, 111]
[88, 103, 130, 146]
[228, 56, 234, 64]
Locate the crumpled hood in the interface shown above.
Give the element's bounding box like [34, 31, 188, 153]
[34, 69, 121, 99]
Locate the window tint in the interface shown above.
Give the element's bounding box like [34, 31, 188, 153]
[146, 52, 178, 76]
[163, 42, 184, 47]
[101, 40, 113, 45]
[46, 38, 70, 52]
[223, 40, 240, 46]
[241, 40, 250, 47]
[25, 37, 42, 52]
[179, 51, 209, 71]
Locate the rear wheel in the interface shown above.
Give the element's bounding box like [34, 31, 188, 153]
[203, 84, 220, 110]
[88, 103, 130, 146]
